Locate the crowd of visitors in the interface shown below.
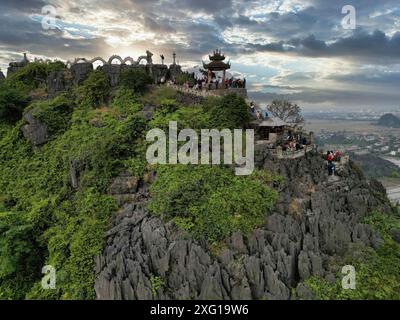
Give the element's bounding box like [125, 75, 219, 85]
[191, 77, 246, 90]
[281, 131, 308, 152]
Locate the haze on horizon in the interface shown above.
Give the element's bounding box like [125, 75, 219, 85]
[0, 0, 399, 111]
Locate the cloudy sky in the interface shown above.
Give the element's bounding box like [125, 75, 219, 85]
[0, 0, 399, 111]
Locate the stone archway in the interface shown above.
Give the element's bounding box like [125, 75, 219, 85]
[91, 57, 107, 69]
[108, 55, 124, 65]
[123, 57, 136, 65]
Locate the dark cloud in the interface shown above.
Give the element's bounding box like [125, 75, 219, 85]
[0, 0, 399, 109]
[0, 0, 47, 12]
[175, 0, 233, 13]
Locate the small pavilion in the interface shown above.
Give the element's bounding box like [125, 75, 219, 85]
[252, 117, 287, 145]
[202, 49, 231, 84]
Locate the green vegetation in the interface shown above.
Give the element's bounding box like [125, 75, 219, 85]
[0, 82, 29, 122]
[0, 63, 149, 299]
[2, 61, 397, 300]
[304, 211, 400, 300]
[0, 62, 264, 299]
[175, 73, 196, 86]
[27, 94, 74, 135]
[150, 275, 165, 296]
[120, 68, 153, 95]
[7, 61, 65, 93]
[148, 93, 250, 131]
[149, 165, 278, 242]
[76, 70, 110, 108]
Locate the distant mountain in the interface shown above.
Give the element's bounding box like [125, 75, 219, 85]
[349, 152, 400, 179]
[377, 113, 400, 128]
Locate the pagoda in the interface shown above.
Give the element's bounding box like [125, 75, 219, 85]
[202, 49, 231, 84]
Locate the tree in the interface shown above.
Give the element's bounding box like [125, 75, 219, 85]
[120, 69, 153, 94]
[0, 82, 29, 122]
[267, 100, 304, 124]
[207, 94, 250, 129]
[77, 70, 110, 107]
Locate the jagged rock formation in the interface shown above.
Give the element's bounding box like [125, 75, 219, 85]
[21, 109, 49, 147]
[94, 151, 392, 300]
[47, 70, 73, 97]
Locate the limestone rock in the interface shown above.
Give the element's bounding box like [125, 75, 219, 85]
[21, 109, 49, 146]
[94, 151, 395, 300]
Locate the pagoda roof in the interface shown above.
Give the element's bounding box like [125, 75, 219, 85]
[202, 59, 230, 71]
[209, 49, 226, 61]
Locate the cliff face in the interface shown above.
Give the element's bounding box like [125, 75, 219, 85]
[94, 151, 392, 300]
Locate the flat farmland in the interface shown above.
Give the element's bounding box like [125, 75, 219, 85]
[304, 119, 400, 135]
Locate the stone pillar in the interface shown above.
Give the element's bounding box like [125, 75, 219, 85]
[222, 70, 226, 88]
[173, 52, 176, 65]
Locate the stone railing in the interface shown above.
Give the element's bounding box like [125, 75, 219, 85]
[167, 84, 247, 98]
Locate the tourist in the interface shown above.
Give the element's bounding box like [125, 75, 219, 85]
[249, 101, 256, 114]
[335, 150, 341, 162]
[326, 151, 335, 176]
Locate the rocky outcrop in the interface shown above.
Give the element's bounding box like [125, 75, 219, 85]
[108, 171, 139, 206]
[21, 109, 49, 147]
[94, 151, 393, 300]
[70, 62, 93, 85]
[47, 70, 73, 97]
[0, 70, 5, 81]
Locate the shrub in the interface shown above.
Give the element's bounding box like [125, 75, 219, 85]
[76, 70, 110, 108]
[112, 87, 142, 115]
[0, 82, 29, 122]
[120, 68, 153, 94]
[175, 73, 196, 86]
[205, 94, 250, 129]
[0, 97, 147, 299]
[149, 165, 277, 242]
[142, 86, 177, 106]
[7, 61, 65, 93]
[0, 211, 44, 299]
[28, 93, 74, 135]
